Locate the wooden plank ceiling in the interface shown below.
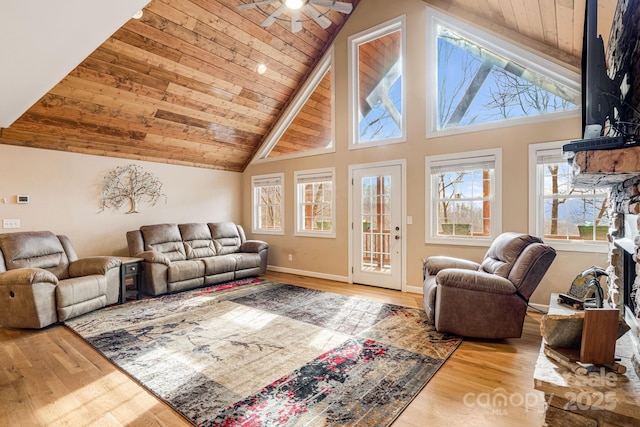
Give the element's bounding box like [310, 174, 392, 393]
[0, 0, 611, 171]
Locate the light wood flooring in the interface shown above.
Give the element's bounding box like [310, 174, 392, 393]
[0, 271, 546, 426]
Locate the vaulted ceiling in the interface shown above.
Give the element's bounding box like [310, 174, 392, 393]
[0, 0, 615, 172]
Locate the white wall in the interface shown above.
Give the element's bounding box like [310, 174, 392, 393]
[0, 145, 242, 257]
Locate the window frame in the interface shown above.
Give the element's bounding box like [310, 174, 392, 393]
[425, 6, 580, 138]
[348, 15, 407, 150]
[425, 148, 502, 246]
[251, 173, 285, 235]
[294, 167, 336, 238]
[528, 141, 609, 253]
[251, 47, 335, 163]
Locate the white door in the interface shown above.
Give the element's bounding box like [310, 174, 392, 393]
[351, 164, 403, 290]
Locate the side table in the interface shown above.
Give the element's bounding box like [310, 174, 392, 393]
[118, 257, 143, 304]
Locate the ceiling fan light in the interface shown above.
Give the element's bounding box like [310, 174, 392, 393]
[285, 0, 304, 10]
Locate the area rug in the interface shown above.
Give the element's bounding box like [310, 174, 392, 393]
[65, 279, 461, 426]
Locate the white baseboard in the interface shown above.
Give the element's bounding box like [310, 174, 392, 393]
[268, 265, 423, 294]
[266, 265, 349, 283]
[404, 285, 423, 294]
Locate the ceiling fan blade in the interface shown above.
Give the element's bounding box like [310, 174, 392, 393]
[291, 10, 303, 33]
[309, 0, 353, 14]
[261, 3, 288, 27]
[236, 0, 282, 11]
[302, 5, 332, 29]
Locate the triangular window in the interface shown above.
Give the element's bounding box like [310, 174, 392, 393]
[253, 50, 334, 161]
[426, 8, 580, 136]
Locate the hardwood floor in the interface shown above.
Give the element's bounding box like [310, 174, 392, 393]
[0, 272, 545, 426]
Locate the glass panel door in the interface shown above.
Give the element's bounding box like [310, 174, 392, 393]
[352, 164, 402, 289]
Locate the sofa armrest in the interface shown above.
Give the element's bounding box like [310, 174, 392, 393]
[138, 250, 172, 266]
[240, 240, 268, 253]
[436, 268, 516, 295]
[0, 268, 58, 286]
[69, 256, 121, 277]
[423, 256, 480, 278]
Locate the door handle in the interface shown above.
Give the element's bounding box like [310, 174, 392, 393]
[395, 235, 400, 240]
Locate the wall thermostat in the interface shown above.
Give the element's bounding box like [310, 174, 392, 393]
[17, 195, 29, 204]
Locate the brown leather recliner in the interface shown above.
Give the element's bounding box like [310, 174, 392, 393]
[422, 232, 556, 339]
[0, 231, 121, 329]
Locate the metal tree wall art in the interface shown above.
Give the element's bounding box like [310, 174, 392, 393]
[99, 164, 166, 213]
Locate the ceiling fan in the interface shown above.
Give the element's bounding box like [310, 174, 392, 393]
[237, 0, 353, 33]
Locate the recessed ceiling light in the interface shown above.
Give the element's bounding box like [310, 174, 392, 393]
[256, 64, 267, 74]
[132, 10, 144, 19]
[285, 0, 304, 10]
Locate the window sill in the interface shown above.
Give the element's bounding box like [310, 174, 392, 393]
[425, 236, 493, 247]
[545, 240, 609, 254]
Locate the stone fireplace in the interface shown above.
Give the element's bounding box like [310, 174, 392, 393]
[608, 176, 640, 375]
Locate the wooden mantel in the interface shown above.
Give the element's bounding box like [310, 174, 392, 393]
[571, 146, 640, 188]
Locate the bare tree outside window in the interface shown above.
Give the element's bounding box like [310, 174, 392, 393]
[257, 186, 282, 230]
[435, 26, 578, 130]
[302, 182, 332, 231]
[542, 161, 609, 241]
[99, 164, 166, 214]
[436, 169, 491, 236]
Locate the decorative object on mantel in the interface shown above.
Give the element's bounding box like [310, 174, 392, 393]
[98, 164, 166, 214]
[237, 0, 353, 33]
[562, 266, 609, 309]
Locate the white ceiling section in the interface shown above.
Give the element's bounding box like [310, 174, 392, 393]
[0, 0, 150, 128]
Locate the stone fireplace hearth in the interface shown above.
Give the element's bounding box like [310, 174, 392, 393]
[608, 176, 640, 376]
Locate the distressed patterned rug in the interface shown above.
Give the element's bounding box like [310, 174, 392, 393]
[65, 279, 461, 426]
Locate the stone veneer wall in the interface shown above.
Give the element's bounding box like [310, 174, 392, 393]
[608, 175, 640, 375]
[608, 176, 640, 313]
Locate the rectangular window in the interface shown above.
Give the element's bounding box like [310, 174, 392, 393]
[529, 142, 609, 252]
[252, 173, 284, 235]
[349, 16, 406, 148]
[426, 149, 502, 245]
[294, 168, 335, 238]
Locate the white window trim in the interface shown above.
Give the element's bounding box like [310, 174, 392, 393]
[251, 47, 335, 163]
[528, 141, 609, 253]
[294, 167, 336, 238]
[425, 148, 502, 246]
[425, 7, 580, 138]
[348, 15, 407, 150]
[251, 173, 284, 235]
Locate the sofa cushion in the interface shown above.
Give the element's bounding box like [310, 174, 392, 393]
[141, 224, 186, 261]
[202, 255, 236, 275]
[233, 253, 262, 270]
[179, 223, 216, 259]
[209, 222, 242, 255]
[56, 275, 107, 321]
[167, 260, 205, 283]
[0, 231, 70, 279]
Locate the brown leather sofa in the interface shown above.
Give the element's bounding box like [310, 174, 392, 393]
[0, 231, 121, 329]
[126, 222, 268, 296]
[423, 232, 556, 339]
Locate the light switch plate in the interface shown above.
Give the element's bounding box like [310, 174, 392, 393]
[3, 219, 20, 229]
